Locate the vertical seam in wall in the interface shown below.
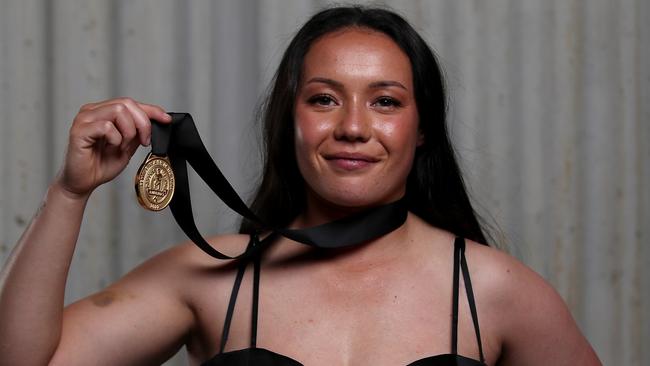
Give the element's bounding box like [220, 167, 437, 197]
[43, 0, 54, 182]
[177, 0, 190, 109]
[611, 2, 623, 360]
[632, 0, 645, 363]
[572, 0, 584, 311]
[0, 4, 8, 254]
[246, 0, 262, 204]
[109, 0, 122, 280]
[571, 0, 587, 327]
[507, 0, 525, 260]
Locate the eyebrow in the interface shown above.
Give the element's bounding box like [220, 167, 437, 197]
[306, 77, 407, 91]
[368, 80, 407, 90]
[306, 77, 344, 89]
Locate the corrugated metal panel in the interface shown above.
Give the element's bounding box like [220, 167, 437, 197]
[1, 1, 648, 365]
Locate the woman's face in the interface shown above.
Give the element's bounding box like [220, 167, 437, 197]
[294, 27, 420, 221]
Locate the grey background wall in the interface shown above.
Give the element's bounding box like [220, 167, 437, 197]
[1, 1, 648, 365]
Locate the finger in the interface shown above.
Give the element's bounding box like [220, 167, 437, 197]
[80, 97, 132, 111]
[119, 99, 157, 146]
[77, 104, 138, 150]
[83, 97, 171, 123]
[126, 100, 172, 147]
[125, 137, 141, 157]
[135, 101, 172, 123]
[72, 120, 123, 148]
[80, 98, 149, 145]
[83, 98, 171, 145]
[98, 121, 123, 147]
[78, 101, 99, 113]
[112, 106, 139, 150]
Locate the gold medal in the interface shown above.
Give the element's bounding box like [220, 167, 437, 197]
[135, 153, 176, 211]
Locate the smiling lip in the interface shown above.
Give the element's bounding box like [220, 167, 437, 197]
[323, 152, 379, 171]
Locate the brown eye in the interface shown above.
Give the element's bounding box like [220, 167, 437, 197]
[308, 94, 337, 106]
[373, 97, 402, 108]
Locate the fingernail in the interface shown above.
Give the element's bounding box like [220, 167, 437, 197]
[146, 136, 151, 146]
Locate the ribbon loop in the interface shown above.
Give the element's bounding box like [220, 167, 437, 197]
[148, 113, 408, 260]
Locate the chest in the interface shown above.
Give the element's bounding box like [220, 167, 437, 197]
[188, 260, 487, 365]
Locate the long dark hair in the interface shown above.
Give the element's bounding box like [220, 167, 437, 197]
[240, 6, 489, 245]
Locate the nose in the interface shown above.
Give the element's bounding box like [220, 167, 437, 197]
[333, 100, 371, 142]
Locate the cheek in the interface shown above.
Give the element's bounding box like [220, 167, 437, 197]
[293, 110, 309, 157]
[294, 123, 305, 146]
[294, 113, 322, 176]
[375, 121, 398, 138]
[378, 114, 420, 153]
[294, 112, 333, 151]
[294, 122, 311, 159]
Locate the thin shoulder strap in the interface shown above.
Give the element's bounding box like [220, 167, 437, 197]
[451, 237, 461, 355]
[451, 237, 486, 363]
[250, 240, 261, 348]
[249, 233, 277, 348]
[219, 235, 256, 354]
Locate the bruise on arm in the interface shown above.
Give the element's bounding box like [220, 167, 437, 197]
[90, 290, 136, 308]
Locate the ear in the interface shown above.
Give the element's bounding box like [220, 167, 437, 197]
[416, 131, 425, 147]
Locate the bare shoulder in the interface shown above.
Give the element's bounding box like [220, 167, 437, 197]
[462, 240, 552, 306]
[462, 241, 566, 331]
[462, 240, 601, 366]
[108, 233, 252, 289]
[143, 233, 253, 272]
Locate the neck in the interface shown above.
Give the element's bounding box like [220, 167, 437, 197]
[295, 189, 405, 229]
[268, 212, 419, 274]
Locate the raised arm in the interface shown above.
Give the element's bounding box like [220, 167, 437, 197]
[0, 98, 178, 365]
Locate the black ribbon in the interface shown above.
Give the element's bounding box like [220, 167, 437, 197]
[151, 113, 408, 260]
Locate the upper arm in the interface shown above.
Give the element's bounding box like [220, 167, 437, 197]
[49, 244, 196, 366]
[481, 249, 602, 366]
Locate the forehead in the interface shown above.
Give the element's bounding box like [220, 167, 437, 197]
[302, 28, 412, 86]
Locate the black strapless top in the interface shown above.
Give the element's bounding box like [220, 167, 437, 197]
[202, 237, 486, 366]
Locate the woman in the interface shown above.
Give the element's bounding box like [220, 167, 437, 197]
[0, 6, 600, 366]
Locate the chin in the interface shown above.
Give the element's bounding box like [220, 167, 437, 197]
[310, 186, 403, 211]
